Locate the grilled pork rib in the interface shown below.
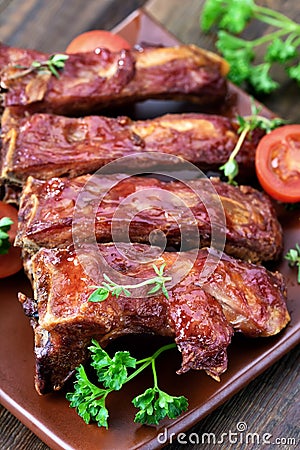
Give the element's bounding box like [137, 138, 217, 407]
[0, 110, 264, 184]
[0, 43, 228, 115]
[20, 243, 289, 395]
[16, 174, 283, 263]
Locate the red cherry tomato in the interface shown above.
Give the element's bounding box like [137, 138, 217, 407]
[255, 124, 300, 203]
[66, 30, 131, 53]
[0, 201, 23, 278]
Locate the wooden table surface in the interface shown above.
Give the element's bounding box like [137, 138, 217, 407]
[0, 1, 299, 449]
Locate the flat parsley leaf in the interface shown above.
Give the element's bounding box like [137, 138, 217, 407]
[89, 339, 136, 390]
[66, 365, 110, 428]
[133, 387, 188, 425]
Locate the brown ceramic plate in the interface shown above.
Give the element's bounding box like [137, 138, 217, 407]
[1, 9, 299, 450]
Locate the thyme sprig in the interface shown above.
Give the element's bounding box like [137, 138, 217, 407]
[9, 54, 69, 80]
[88, 263, 172, 302]
[220, 101, 285, 184]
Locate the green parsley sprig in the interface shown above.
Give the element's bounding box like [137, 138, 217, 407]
[66, 339, 188, 428]
[200, 0, 300, 93]
[0, 217, 13, 255]
[88, 263, 172, 302]
[10, 54, 69, 80]
[220, 100, 285, 184]
[285, 244, 300, 283]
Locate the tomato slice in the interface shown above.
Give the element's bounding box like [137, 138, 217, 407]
[0, 201, 23, 278]
[255, 124, 300, 203]
[66, 30, 131, 53]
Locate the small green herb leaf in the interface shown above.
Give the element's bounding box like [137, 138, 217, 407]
[10, 54, 69, 80]
[200, 0, 224, 32]
[31, 61, 42, 68]
[219, 159, 239, 183]
[66, 365, 110, 428]
[66, 341, 182, 428]
[89, 339, 136, 390]
[50, 53, 69, 64]
[219, 100, 284, 184]
[285, 244, 300, 284]
[248, 63, 279, 94]
[161, 285, 169, 300]
[0, 217, 13, 230]
[133, 387, 188, 425]
[88, 264, 172, 303]
[88, 287, 110, 302]
[147, 284, 162, 295]
[265, 38, 297, 63]
[219, 1, 254, 34]
[287, 64, 300, 83]
[0, 217, 13, 255]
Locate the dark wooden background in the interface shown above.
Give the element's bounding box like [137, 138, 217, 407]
[1, 1, 299, 449]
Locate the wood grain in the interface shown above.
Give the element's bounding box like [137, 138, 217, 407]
[0, 0, 147, 51]
[164, 344, 300, 450]
[0, 1, 299, 449]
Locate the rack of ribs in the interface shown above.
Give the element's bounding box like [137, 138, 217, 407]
[19, 243, 289, 395]
[0, 43, 229, 115]
[16, 173, 282, 263]
[0, 110, 264, 184]
[1, 41, 291, 404]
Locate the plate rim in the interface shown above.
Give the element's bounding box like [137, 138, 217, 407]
[1, 7, 299, 450]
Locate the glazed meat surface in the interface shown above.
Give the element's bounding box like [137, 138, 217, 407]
[0, 43, 228, 115]
[20, 243, 289, 394]
[16, 174, 283, 263]
[0, 110, 264, 183]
